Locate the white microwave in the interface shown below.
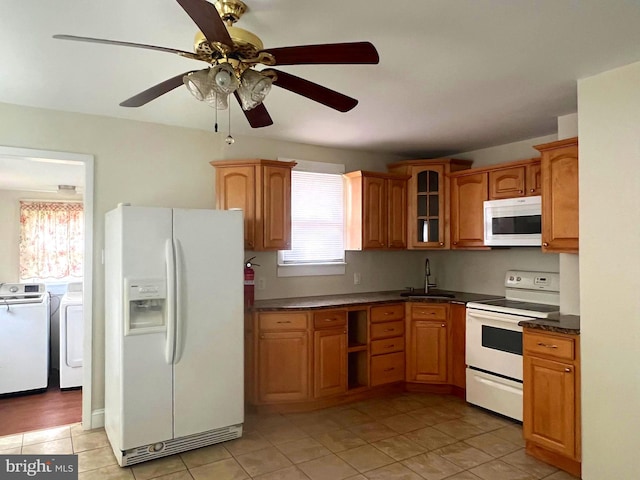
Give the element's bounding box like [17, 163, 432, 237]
[484, 196, 542, 246]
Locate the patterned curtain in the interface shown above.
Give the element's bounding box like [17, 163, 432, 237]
[19, 201, 84, 281]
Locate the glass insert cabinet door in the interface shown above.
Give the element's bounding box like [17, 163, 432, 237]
[411, 165, 446, 248]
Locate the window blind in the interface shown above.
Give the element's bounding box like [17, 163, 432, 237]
[280, 170, 345, 264]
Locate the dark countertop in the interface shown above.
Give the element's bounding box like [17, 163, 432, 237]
[251, 290, 504, 311]
[519, 314, 580, 335]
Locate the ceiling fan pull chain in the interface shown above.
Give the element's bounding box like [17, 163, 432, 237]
[225, 102, 235, 145]
[214, 93, 219, 133]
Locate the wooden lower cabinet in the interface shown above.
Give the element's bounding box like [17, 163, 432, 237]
[314, 328, 347, 398]
[523, 328, 581, 477]
[449, 303, 466, 389]
[256, 311, 310, 404]
[258, 330, 310, 403]
[407, 320, 448, 383]
[371, 352, 404, 386]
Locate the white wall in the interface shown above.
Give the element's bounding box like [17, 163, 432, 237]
[453, 134, 557, 167]
[578, 61, 640, 478]
[0, 189, 81, 282]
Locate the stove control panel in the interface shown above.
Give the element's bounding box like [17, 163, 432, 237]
[505, 270, 560, 292]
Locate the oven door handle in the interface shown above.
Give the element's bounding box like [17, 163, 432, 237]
[467, 309, 527, 329]
[475, 375, 522, 394]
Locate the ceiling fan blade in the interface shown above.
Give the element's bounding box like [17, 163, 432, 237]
[120, 71, 197, 107]
[233, 92, 273, 128]
[259, 42, 379, 66]
[265, 69, 358, 112]
[176, 0, 233, 47]
[52, 34, 203, 61]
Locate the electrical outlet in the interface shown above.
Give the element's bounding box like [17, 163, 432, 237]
[353, 273, 361, 285]
[257, 277, 266, 290]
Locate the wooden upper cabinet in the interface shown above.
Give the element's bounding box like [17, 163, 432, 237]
[450, 172, 489, 249]
[526, 162, 542, 196]
[489, 166, 525, 199]
[534, 138, 579, 253]
[212, 159, 296, 251]
[388, 159, 472, 249]
[488, 159, 542, 199]
[344, 171, 409, 250]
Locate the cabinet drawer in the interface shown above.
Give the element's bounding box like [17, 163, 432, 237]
[370, 303, 404, 323]
[313, 310, 347, 329]
[259, 312, 308, 331]
[370, 320, 405, 340]
[371, 352, 405, 386]
[411, 304, 448, 321]
[371, 337, 404, 356]
[524, 331, 575, 361]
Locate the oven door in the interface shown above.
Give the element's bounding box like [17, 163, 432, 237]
[466, 307, 528, 381]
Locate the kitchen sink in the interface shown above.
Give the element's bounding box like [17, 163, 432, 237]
[400, 289, 456, 299]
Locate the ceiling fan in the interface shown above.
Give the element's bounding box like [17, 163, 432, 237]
[53, 0, 379, 128]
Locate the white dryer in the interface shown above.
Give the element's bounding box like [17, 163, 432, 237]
[60, 282, 83, 389]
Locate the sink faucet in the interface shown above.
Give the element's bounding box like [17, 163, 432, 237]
[425, 258, 431, 293]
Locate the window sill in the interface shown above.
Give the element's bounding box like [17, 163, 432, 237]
[277, 263, 346, 277]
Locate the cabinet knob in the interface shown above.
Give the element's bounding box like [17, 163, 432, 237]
[441, 323, 445, 327]
[518, 190, 523, 194]
[530, 189, 535, 193]
[453, 242, 458, 245]
[565, 367, 572, 373]
[542, 242, 549, 247]
[260, 334, 265, 339]
[439, 242, 444, 246]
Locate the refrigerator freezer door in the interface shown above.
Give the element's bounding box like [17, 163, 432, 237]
[172, 209, 244, 438]
[105, 206, 175, 451]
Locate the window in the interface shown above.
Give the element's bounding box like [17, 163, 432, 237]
[278, 160, 345, 276]
[19, 201, 84, 281]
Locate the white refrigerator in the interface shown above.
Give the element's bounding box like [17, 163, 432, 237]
[104, 205, 244, 466]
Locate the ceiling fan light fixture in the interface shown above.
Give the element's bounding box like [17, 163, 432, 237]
[183, 69, 212, 101]
[211, 63, 239, 95]
[206, 92, 229, 110]
[238, 69, 272, 110]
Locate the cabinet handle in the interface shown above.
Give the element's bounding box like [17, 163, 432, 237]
[384, 312, 392, 316]
[277, 320, 292, 324]
[565, 367, 572, 373]
[323, 318, 334, 322]
[419, 311, 435, 315]
[537, 342, 558, 349]
[384, 328, 396, 332]
[384, 367, 395, 372]
[384, 344, 394, 348]
[543, 242, 549, 247]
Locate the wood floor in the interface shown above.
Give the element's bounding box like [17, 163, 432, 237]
[0, 373, 82, 437]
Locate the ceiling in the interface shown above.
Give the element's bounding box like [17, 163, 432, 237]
[2, 1, 640, 157]
[0, 154, 84, 194]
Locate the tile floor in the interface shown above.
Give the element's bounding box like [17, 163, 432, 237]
[0, 392, 582, 480]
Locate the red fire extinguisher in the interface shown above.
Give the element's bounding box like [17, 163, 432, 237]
[244, 257, 259, 308]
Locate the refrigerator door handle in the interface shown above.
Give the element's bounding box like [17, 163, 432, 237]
[174, 238, 184, 364]
[165, 238, 177, 365]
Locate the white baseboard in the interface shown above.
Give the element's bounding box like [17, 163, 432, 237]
[89, 408, 105, 430]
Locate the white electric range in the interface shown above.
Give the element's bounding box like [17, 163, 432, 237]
[465, 270, 560, 421]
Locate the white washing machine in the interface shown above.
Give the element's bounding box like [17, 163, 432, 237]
[59, 282, 83, 389]
[0, 283, 50, 394]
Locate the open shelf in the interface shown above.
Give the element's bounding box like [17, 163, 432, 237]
[348, 344, 367, 353]
[347, 350, 368, 390]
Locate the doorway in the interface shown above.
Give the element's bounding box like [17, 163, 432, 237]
[0, 145, 93, 436]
